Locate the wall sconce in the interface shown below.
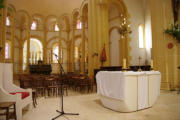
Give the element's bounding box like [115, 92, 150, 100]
[118, 17, 132, 36]
[92, 53, 98, 57]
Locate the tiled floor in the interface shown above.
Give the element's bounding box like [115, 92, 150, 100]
[22, 90, 180, 120]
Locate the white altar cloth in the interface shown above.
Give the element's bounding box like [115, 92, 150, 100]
[96, 71, 161, 112]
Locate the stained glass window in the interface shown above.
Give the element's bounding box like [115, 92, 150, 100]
[53, 45, 59, 63]
[76, 20, 82, 29]
[5, 42, 10, 59]
[6, 17, 10, 26]
[55, 24, 59, 31]
[31, 21, 37, 30]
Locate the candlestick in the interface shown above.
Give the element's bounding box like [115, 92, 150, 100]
[123, 58, 127, 69]
[151, 60, 153, 70]
[138, 56, 142, 71]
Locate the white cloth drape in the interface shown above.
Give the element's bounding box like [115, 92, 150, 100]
[96, 71, 161, 110]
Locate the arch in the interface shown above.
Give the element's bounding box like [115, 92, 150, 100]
[32, 13, 45, 22]
[6, 4, 16, 28]
[23, 38, 43, 69]
[109, 26, 120, 34]
[16, 10, 32, 30]
[32, 13, 45, 30]
[45, 15, 58, 23]
[47, 36, 59, 44]
[59, 14, 71, 31]
[47, 36, 67, 45]
[7, 4, 16, 13]
[108, 0, 131, 66]
[30, 35, 43, 42]
[45, 15, 58, 31]
[108, 0, 128, 16]
[80, 0, 88, 16]
[16, 10, 31, 25]
[71, 8, 80, 28]
[81, 3, 88, 22]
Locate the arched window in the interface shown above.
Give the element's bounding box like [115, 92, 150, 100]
[5, 42, 10, 59]
[55, 24, 59, 31]
[52, 45, 59, 63]
[74, 47, 79, 59]
[23, 38, 43, 70]
[76, 20, 82, 29]
[139, 24, 145, 48]
[6, 17, 10, 26]
[31, 21, 37, 30]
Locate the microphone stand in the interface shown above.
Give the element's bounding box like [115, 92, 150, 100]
[52, 54, 79, 120]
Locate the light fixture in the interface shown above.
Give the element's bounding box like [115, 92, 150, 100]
[118, 17, 132, 36]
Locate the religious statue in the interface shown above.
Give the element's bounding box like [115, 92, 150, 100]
[172, 0, 180, 23]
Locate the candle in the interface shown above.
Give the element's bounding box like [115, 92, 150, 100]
[151, 60, 153, 68]
[123, 58, 126, 69]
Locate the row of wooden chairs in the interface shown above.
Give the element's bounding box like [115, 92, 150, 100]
[66, 73, 94, 93]
[19, 74, 68, 97]
[19, 73, 94, 97]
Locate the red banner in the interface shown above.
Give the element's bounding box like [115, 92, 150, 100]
[100, 45, 107, 62]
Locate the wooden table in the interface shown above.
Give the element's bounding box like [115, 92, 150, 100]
[0, 102, 16, 120]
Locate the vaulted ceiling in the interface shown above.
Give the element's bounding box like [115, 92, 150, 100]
[8, 0, 84, 17]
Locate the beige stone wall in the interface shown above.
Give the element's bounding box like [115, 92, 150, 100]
[150, 0, 180, 90]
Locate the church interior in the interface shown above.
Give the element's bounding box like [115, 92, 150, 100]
[0, 0, 180, 120]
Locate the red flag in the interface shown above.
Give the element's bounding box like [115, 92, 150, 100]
[100, 45, 107, 62]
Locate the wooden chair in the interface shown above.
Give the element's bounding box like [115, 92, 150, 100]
[32, 76, 45, 97]
[0, 102, 17, 120]
[45, 77, 58, 97]
[56, 76, 68, 96]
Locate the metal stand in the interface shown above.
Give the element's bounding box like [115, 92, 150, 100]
[52, 54, 79, 120]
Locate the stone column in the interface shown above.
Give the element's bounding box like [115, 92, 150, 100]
[150, 0, 178, 90]
[43, 28, 47, 64]
[88, 0, 110, 78]
[58, 28, 62, 73]
[19, 29, 23, 73]
[71, 22, 75, 72]
[11, 13, 15, 71]
[26, 24, 30, 72]
[67, 31, 70, 72]
[0, 0, 7, 62]
[80, 16, 85, 74]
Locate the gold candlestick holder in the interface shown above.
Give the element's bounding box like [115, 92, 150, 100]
[150, 60, 154, 71]
[122, 58, 128, 72]
[138, 56, 142, 72]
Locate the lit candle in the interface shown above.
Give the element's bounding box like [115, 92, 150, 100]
[123, 58, 126, 69]
[151, 60, 153, 69]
